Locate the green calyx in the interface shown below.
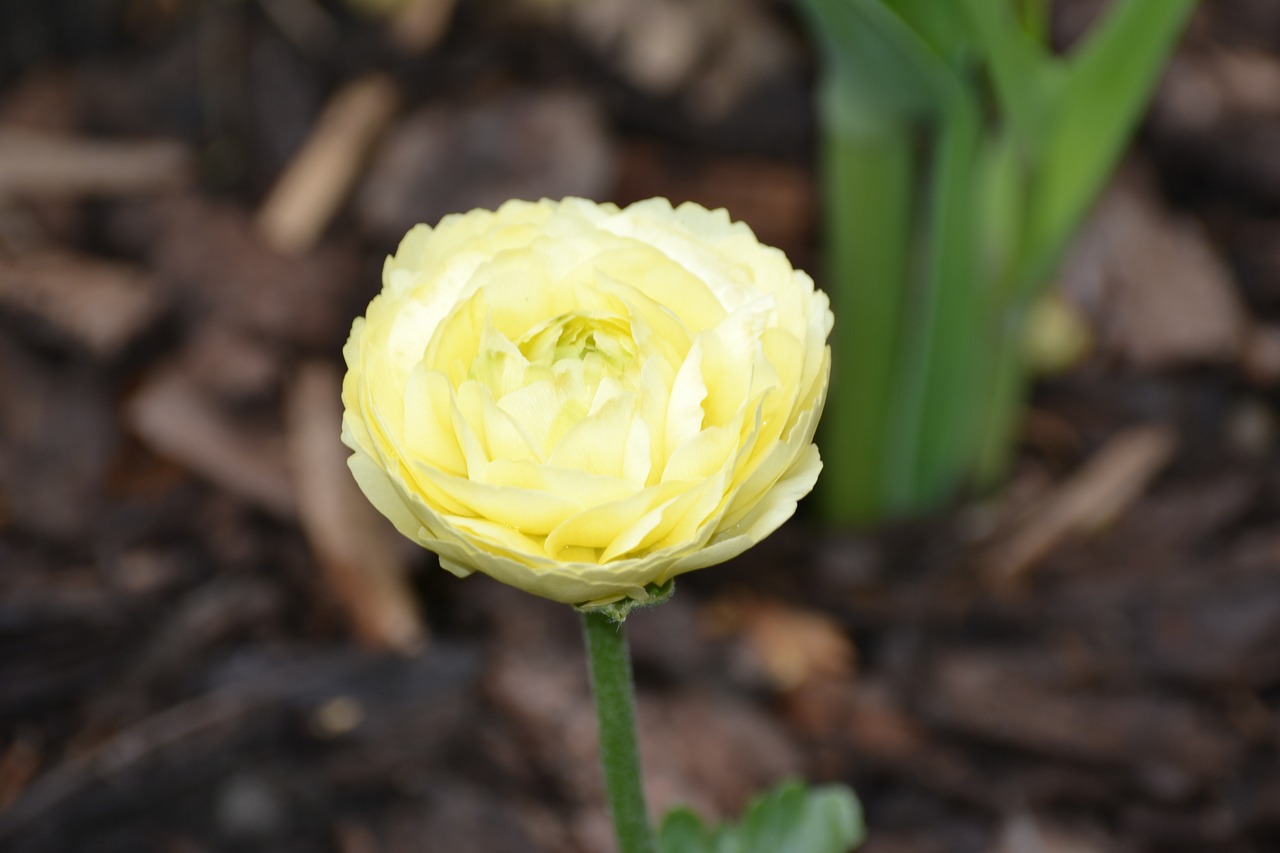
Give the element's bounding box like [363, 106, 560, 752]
[576, 579, 676, 623]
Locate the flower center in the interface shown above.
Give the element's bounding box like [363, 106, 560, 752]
[519, 313, 636, 372]
[463, 310, 644, 457]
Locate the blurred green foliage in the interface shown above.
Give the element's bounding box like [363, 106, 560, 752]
[660, 779, 864, 853]
[800, 0, 1196, 525]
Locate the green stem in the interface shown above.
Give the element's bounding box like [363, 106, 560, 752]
[816, 119, 915, 526]
[581, 611, 655, 853]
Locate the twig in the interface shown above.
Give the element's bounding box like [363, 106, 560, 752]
[285, 361, 428, 652]
[0, 130, 189, 196]
[256, 75, 399, 254]
[0, 252, 164, 356]
[391, 0, 460, 52]
[125, 367, 296, 517]
[0, 693, 264, 840]
[984, 424, 1178, 584]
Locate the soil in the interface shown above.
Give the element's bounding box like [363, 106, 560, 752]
[2, 1, 1280, 851]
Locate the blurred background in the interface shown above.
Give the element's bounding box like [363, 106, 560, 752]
[2, 0, 1280, 850]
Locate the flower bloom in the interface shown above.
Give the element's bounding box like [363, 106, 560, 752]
[342, 198, 832, 607]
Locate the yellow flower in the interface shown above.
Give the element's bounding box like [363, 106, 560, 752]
[342, 198, 832, 607]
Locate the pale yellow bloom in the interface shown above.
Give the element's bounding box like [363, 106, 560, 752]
[342, 198, 832, 607]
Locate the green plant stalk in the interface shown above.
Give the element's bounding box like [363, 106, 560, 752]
[1016, 0, 1197, 292]
[808, 0, 1194, 526]
[822, 111, 1036, 514]
[819, 103, 990, 522]
[898, 98, 984, 507]
[816, 121, 914, 524]
[973, 307, 1031, 487]
[582, 611, 654, 853]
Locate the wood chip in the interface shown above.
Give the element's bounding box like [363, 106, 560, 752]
[0, 735, 42, 813]
[1156, 47, 1280, 131]
[638, 693, 802, 818]
[0, 335, 118, 538]
[614, 144, 814, 259]
[356, 91, 613, 242]
[257, 74, 400, 254]
[0, 252, 165, 357]
[125, 366, 296, 517]
[181, 326, 282, 407]
[0, 692, 270, 843]
[0, 69, 78, 132]
[1060, 169, 1246, 369]
[993, 813, 1110, 853]
[257, 0, 342, 54]
[149, 197, 358, 347]
[552, 0, 798, 117]
[391, 0, 459, 52]
[703, 595, 854, 691]
[921, 650, 1241, 777]
[783, 678, 927, 762]
[0, 130, 190, 197]
[335, 820, 380, 853]
[285, 361, 427, 653]
[1240, 322, 1280, 385]
[984, 425, 1178, 584]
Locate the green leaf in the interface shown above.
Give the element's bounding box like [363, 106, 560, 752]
[884, 0, 973, 64]
[897, 97, 987, 508]
[956, 0, 1064, 154]
[797, 0, 964, 134]
[801, 0, 1193, 525]
[1016, 0, 1050, 42]
[1018, 0, 1196, 291]
[659, 809, 708, 853]
[815, 123, 914, 524]
[977, 128, 1027, 291]
[658, 780, 865, 853]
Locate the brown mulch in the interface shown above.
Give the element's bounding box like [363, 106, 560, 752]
[3, 2, 1280, 851]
